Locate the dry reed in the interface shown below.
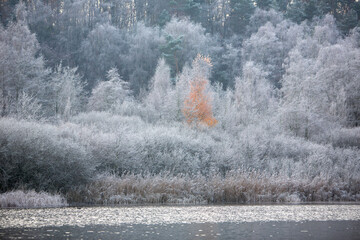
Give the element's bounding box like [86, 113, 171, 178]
[67, 172, 360, 205]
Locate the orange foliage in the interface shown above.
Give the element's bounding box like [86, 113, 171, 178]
[182, 57, 218, 127]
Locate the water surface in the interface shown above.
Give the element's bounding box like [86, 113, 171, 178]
[1, 204, 359, 239]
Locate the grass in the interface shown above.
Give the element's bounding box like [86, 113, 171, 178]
[67, 172, 360, 205]
[0, 190, 68, 208]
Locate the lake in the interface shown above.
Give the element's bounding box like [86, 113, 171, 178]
[1, 204, 359, 239]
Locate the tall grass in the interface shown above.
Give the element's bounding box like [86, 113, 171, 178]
[67, 172, 360, 205]
[0, 190, 68, 208]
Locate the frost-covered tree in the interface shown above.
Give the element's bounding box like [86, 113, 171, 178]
[0, 4, 47, 117]
[183, 55, 217, 127]
[126, 22, 164, 95]
[163, 18, 219, 76]
[51, 64, 85, 120]
[281, 15, 360, 138]
[213, 87, 237, 131]
[51, 0, 106, 68]
[234, 61, 277, 126]
[12, 91, 42, 120]
[146, 58, 174, 120]
[246, 8, 284, 36]
[174, 64, 192, 121]
[88, 68, 130, 112]
[243, 16, 306, 88]
[311, 34, 360, 127]
[79, 23, 128, 90]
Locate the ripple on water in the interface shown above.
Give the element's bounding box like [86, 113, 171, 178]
[0, 205, 360, 229]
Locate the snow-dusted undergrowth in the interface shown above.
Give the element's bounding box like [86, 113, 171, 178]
[0, 190, 68, 208]
[1, 114, 359, 204]
[68, 173, 360, 204]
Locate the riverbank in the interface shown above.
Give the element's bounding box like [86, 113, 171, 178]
[1, 172, 359, 208]
[67, 173, 360, 205]
[1, 173, 359, 209]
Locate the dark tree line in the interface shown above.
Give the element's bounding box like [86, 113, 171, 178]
[2, 1, 359, 34]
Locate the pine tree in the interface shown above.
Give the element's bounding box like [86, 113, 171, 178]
[229, 0, 255, 35]
[160, 33, 183, 77]
[256, 0, 273, 10]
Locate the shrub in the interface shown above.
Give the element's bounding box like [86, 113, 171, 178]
[0, 190, 67, 208]
[0, 118, 93, 192]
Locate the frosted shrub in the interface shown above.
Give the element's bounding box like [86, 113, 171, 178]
[112, 100, 157, 123]
[331, 127, 360, 148]
[0, 118, 93, 192]
[0, 190, 68, 208]
[11, 92, 43, 120]
[88, 68, 130, 111]
[72, 111, 219, 175]
[123, 126, 216, 175]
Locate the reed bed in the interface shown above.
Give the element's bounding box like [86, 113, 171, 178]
[67, 172, 360, 205]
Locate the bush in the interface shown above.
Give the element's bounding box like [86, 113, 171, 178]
[0, 190, 68, 208]
[0, 118, 93, 192]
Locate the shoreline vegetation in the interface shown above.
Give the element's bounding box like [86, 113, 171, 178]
[1, 113, 360, 208]
[0, 115, 359, 209]
[67, 173, 360, 205]
[1, 172, 359, 208]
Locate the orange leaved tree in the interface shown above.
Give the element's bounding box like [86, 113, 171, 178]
[182, 55, 218, 127]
